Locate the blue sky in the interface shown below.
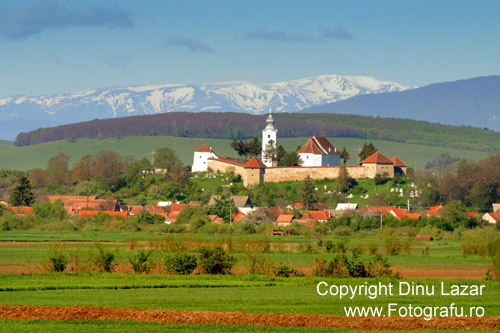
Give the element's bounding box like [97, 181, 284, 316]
[0, 0, 499, 97]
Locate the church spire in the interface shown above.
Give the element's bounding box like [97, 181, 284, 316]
[265, 107, 275, 130]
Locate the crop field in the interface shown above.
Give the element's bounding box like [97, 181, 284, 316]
[0, 136, 490, 171]
[0, 231, 499, 331]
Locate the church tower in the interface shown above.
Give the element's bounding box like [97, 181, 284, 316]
[262, 107, 278, 167]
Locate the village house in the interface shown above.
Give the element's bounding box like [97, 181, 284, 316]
[482, 212, 500, 224]
[297, 136, 340, 167]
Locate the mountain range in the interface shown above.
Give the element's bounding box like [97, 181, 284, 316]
[303, 76, 500, 131]
[0, 75, 412, 140]
[1, 74, 499, 141]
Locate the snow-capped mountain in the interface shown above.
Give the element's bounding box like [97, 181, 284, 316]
[0, 75, 414, 127]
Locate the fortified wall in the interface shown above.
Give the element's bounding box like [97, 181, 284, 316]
[207, 157, 396, 187]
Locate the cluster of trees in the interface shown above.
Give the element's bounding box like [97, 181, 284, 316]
[433, 155, 500, 212]
[15, 148, 189, 205]
[15, 112, 363, 146]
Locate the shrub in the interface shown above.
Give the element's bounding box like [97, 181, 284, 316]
[129, 249, 153, 274]
[332, 226, 352, 236]
[47, 244, 68, 272]
[402, 238, 412, 254]
[324, 240, 336, 253]
[93, 242, 117, 272]
[245, 251, 273, 275]
[0, 214, 31, 231]
[384, 235, 401, 255]
[460, 228, 498, 256]
[313, 253, 397, 278]
[165, 253, 198, 275]
[486, 237, 500, 281]
[368, 242, 378, 254]
[274, 264, 295, 277]
[198, 246, 235, 275]
[337, 237, 349, 254]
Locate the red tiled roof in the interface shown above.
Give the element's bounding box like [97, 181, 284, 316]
[297, 136, 339, 155]
[391, 156, 407, 167]
[297, 138, 324, 154]
[10, 207, 33, 216]
[404, 213, 420, 220]
[170, 203, 200, 213]
[308, 210, 331, 220]
[145, 206, 167, 216]
[465, 212, 479, 217]
[361, 152, 393, 164]
[244, 157, 267, 168]
[277, 214, 294, 223]
[233, 211, 245, 221]
[77, 211, 128, 219]
[195, 144, 214, 153]
[120, 205, 144, 215]
[165, 211, 180, 222]
[68, 199, 118, 211]
[429, 204, 443, 212]
[48, 196, 97, 205]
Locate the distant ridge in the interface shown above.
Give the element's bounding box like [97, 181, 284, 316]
[15, 112, 500, 153]
[303, 76, 500, 131]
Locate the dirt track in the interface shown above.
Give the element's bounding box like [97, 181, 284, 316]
[0, 305, 499, 330]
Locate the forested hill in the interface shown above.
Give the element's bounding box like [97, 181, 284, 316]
[15, 112, 500, 153]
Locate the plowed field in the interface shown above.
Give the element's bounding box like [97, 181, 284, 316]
[0, 305, 499, 330]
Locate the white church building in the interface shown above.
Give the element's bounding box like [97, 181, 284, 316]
[191, 108, 341, 171]
[261, 108, 278, 167]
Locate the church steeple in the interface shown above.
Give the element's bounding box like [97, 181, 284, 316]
[262, 107, 278, 167]
[265, 107, 275, 130]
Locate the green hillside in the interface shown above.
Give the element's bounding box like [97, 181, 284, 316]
[0, 140, 14, 151]
[0, 136, 489, 171]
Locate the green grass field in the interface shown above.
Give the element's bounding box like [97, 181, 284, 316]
[0, 136, 490, 171]
[0, 231, 498, 331]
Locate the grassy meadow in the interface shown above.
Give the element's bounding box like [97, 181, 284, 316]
[0, 231, 498, 331]
[0, 136, 490, 171]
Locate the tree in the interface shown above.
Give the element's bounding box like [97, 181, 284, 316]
[262, 139, 277, 164]
[340, 147, 350, 165]
[47, 152, 71, 172]
[248, 137, 262, 157]
[301, 176, 317, 210]
[279, 151, 302, 166]
[231, 139, 248, 159]
[9, 176, 34, 206]
[335, 165, 355, 193]
[153, 147, 182, 171]
[207, 196, 237, 223]
[72, 154, 93, 181]
[277, 145, 286, 163]
[90, 150, 126, 190]
[358, 143, 377, 163]
[467, 181, 494, 212]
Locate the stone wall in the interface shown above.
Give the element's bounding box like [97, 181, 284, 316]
[263, 166, 366, 184]
[207, 158, 244, 175]
[208, 158, 393, 187]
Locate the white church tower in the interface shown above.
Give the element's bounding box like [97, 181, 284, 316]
[262, 108, 278, 167]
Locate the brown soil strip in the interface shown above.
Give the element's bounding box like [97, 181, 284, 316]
[393, 268, 487, 279]
[0, 305, 499, 330]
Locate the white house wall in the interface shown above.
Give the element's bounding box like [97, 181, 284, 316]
[299, 153, 323, 167]
[192, 151, 217, 172]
